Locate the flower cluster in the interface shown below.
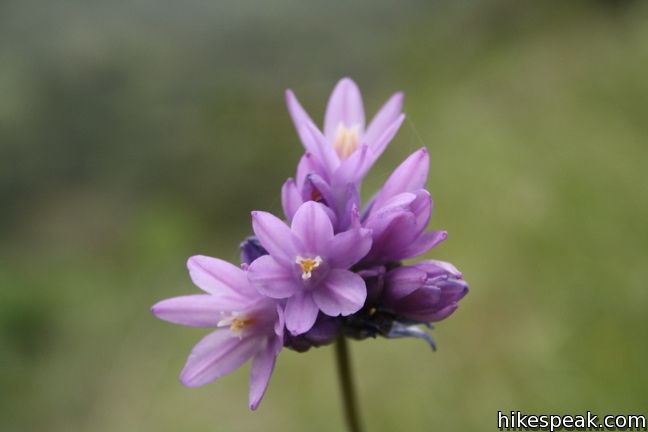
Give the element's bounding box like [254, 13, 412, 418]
[151, 78, 468, 410]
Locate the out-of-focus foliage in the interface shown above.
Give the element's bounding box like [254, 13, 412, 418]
[1, 1, 647, 431]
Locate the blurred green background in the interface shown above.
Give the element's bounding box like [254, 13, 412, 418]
[1, 0, 647, 431]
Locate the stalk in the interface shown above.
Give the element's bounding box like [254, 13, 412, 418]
[334, 336, 364, 432]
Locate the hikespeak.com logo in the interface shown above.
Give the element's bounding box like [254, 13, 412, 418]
[498, 410, 647, 431]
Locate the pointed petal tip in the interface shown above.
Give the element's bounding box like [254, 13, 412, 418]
[179, 372, 202, 388]
[186, 254, 202, 269]
[150, 303, 160, 317]
[250, 210, 264, 221]
[337, 76, 358, 87]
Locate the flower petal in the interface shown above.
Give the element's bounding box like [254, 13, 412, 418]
[337, 184, 361, 232]
[332, 144, 370, 187]
[151, 295, 230, 327]
[301, 173, 334, 207]
[324, 77, 365, 141]
[302, 121, 340, 176]
[410, 189, 433, 229]
[180, 330, 260, 387]
[285, 89, 317, 144]
[284, 292, 319, 335]
[374, 148, 429, 209]
[251, 210, 297, 265]
[285, 89, 335, 171]
[296, 152, 328, 189]
[274, 304, 285, 337]
[281, 178, 302, 222]
[363, 211, 419, 264]
[400, 230, 448, 259]
[396, 293, 459, 322]
[291, 201, 334, 254]
[414, 259, 463, 279]
[248, 336, 281, 410]
[372, 192, 417, 218]
[187, 255, 253, 297]
[384, 267, 428, 301]
[366, 113, 405, 164]
[248, 255, 301, 299]
[364, 92, 404, 146]
[313, 269, 366, 317]
[326, 227, 372, 269]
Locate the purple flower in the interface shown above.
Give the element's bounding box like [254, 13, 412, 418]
[248, 201, 372, 335]
[151, 255, 283, 410]
[281, 78, 405, 225]
[360, 148, 447, 265]
[383, 260, 469, 323]
[286, 78, 404, 177]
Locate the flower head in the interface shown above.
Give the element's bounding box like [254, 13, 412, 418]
[248, 201, 372, 335]
[151, 255, 283, 410]
[152, 78, 470, 411]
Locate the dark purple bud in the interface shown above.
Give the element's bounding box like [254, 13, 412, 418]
[383, 260, 468, 323]
[239, 236, 268, 265]
[284, 313, 341, 352]
[358, 265, 386, 304]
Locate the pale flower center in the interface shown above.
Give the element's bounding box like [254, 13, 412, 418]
[296, 255, 323, 280]
[218, 312, 254, 337]
[333, 124, 360, 160]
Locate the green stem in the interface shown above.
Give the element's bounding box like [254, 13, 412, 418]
[334, 336, 365, 432]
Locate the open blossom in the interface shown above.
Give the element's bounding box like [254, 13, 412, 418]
[281, 78, 404, 228]
[151, 255, 283, 410]
[248, 201, 372, 335]
[360, 148, 447, 265]
[286, 78, 404, 181]
[382, 260, 469, 323]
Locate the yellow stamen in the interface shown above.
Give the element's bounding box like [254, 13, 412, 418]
[230, 318, 252, 331]
[218, 313, 254, 337]
[296, 255, 323, 280]
[333, 124, 360, 160]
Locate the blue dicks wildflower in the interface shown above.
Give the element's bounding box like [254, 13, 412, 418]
[151, 77, 469, 411]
